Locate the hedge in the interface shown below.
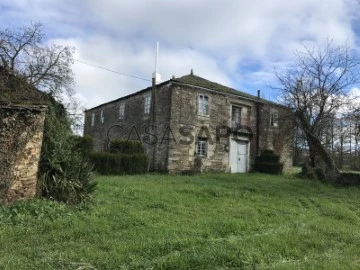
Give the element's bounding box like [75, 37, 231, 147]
[110, 139, 144, 154]
[254, 162, 284, 174]
[71, 135, 94, 156]
[89, 152, 148, 175]
[254, 150, 283, 174]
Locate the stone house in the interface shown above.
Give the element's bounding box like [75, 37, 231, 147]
[84, 71, 293, 173]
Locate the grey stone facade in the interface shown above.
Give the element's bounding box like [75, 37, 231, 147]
[84, 73, 293, 173]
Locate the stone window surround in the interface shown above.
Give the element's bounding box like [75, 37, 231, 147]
[231, 105, 242, 128]
[196, 137, 208, 157]
[197, 93, 209, 116]
[230, 103, 250, 128]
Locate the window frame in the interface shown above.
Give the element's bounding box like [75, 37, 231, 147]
[197, 94, 209, 116]
[91, 112, 95, 127]
[270, 110, 278, 127]
[100, 110, 104, 124]
[196, 137, 208, 157]
[119, 101, 125, 120]
[144, 95, 151, 115]
[231, 105, 242, 128]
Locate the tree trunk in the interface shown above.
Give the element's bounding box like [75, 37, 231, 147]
[308, 142, 316, 168]
[297, 112, 342, 183]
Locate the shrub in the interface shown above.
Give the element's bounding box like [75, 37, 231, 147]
[109, 139, 144, 154]
[39, 103, 96, 204]
[301, 165, 325, 181]
[70, 135, 94, 156]
[254, 150, 283, 174]
[89, 152, 148, 175]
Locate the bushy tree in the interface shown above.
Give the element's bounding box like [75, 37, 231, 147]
[0, 23, 95, 203]
[0, 22, 74, 97]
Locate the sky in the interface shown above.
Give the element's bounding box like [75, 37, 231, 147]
[1, 0, 360, 110]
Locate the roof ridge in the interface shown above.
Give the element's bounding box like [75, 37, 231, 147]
[173, 74, 259, 100]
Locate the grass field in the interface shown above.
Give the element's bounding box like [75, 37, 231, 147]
[0, 172, 360, 269]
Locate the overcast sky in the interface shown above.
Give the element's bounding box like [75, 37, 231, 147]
[1, 0, 360, 109]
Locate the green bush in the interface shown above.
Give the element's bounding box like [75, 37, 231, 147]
[109, 139, 144, 154]
[89, 152, 148, 175]
[254, 150, 283, 174]
[255, 162, 284, 174]
[39, 103, 96, 204]
[70, 135, 94, 156]
[301, 165, 325, 181]
[255, 154, 280, 163]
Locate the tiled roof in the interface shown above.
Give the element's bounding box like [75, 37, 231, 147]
[87, 73, 280, 111]
[173, 74, 259, 101]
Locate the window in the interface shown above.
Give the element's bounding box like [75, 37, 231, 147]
[231, 106, 242, 128]
[144, 95, 151, 114]
[196, 137, 207, 157]
[198, 94, 209, 115]
[119, 102, 125, 119]
[270, 110, 278, 127]
[100, 110, 104, 124]
[91, 113, 95, 127]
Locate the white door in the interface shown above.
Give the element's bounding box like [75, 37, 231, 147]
[230, 140, 248, 173]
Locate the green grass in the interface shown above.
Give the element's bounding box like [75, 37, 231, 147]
[1, 173, 360, 269]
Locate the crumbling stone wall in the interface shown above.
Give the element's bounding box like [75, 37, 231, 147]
[0, 105, 46, 204]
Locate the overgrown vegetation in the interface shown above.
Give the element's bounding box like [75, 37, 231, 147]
[39, 102, 96, 204]
[0, 173, 359, 269]
[0, 23, 96, 204]
[90, 139, 148, 175]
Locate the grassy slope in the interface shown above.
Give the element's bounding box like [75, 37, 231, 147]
[0, 173, 360, 269]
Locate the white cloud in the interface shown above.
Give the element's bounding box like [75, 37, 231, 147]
[1, 0, 360, 111]
[52, 36, 233, 109]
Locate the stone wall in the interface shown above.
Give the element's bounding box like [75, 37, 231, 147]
[84, 88, 153, 152]
[258, 103, 294, 171]
[84, 81, 294, 173]
[84, 83, 173, 171]
[167, 83, 293, 173]
[168, 84, 231, 172]
[0, 105, 46, 204]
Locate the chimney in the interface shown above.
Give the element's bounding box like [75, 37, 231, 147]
[152, 41, 162, 85]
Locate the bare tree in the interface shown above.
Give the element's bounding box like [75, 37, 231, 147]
[0, 23, 74, 97]
[275, 41, 360, 182]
